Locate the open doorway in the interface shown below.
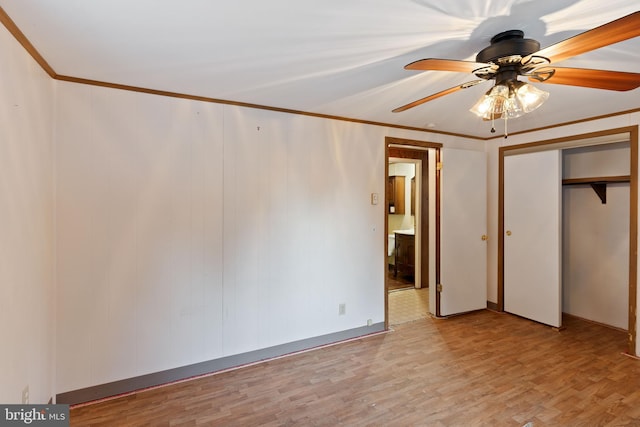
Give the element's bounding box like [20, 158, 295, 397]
[387, 159, 418, 292]
[387, 158, 428, 325]
[385, 139, 441, 327]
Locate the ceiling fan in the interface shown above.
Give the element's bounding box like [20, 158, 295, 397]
[393, 11, 640, 136]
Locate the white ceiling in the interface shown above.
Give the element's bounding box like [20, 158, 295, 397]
[1, 0, 638, 138]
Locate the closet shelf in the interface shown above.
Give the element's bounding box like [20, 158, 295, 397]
[562, 175, 630, 204]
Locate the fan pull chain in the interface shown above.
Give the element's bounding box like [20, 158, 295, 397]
[490, 111, 496, 134]
[504, 117, 508, 139]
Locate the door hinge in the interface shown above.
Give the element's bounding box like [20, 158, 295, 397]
[436, 162, 443, 171]
[436, 283, 443, 292]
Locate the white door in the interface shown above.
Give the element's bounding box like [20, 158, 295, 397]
[440, 148, 487, 316]
[504, 150, 562, 327]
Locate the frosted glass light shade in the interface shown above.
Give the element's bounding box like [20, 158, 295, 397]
[470, 84, 508, 119]
[515, 82, 549, 113]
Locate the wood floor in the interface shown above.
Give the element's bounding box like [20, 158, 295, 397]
[69, 311, 640, 426]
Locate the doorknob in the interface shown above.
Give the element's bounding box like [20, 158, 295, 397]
[481, 235, 488, 241]
[506, 230, 512, 236]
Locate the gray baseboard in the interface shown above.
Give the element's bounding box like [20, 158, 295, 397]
[57, 323, 385, 405]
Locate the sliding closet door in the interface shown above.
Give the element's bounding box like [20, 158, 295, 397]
[440, 148, 487, 316]
[504, 150, 562, 327]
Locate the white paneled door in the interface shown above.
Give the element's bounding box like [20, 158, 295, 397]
[504, 150, 562, 328]
[440, 148, 487, 316]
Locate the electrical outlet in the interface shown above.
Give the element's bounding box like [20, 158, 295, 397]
[339, 303, 346, 315]
[22, 385, 29, 404]
[367, 319, 373, 326]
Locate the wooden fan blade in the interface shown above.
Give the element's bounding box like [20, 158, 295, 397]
[529, 11, 640, 64]
[405, 58, 491, 73]
[392, 80, 484, 113]
[530, 67, 640, 91]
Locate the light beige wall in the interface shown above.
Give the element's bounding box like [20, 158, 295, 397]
[0, 24, 55, 403]
[54, 80, 480, 393]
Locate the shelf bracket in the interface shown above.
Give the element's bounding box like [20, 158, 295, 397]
[590, 182, 607, 204]
[562, 175, 630, 205]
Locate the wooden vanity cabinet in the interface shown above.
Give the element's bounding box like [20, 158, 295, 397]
[394, 232, 415, 280]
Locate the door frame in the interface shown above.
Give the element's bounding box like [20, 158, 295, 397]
[385, 137, 442, 327]
[498, 126, 638, 355]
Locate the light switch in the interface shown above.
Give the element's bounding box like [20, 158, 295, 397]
[371, 193, 379, 205]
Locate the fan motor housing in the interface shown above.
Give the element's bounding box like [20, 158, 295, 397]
[476, 30, 540, 64]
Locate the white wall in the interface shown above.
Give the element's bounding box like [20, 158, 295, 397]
[54, 81, 477, 393]
[0, 24, 55, 403]
[563, 142, 630, 178]
[485, 112, 640, 353]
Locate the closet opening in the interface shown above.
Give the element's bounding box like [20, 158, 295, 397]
[498, 126, 638, 355]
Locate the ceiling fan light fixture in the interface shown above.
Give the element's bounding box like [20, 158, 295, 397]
[469, 80, 548, 120]
[395, 11, 640, 137]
